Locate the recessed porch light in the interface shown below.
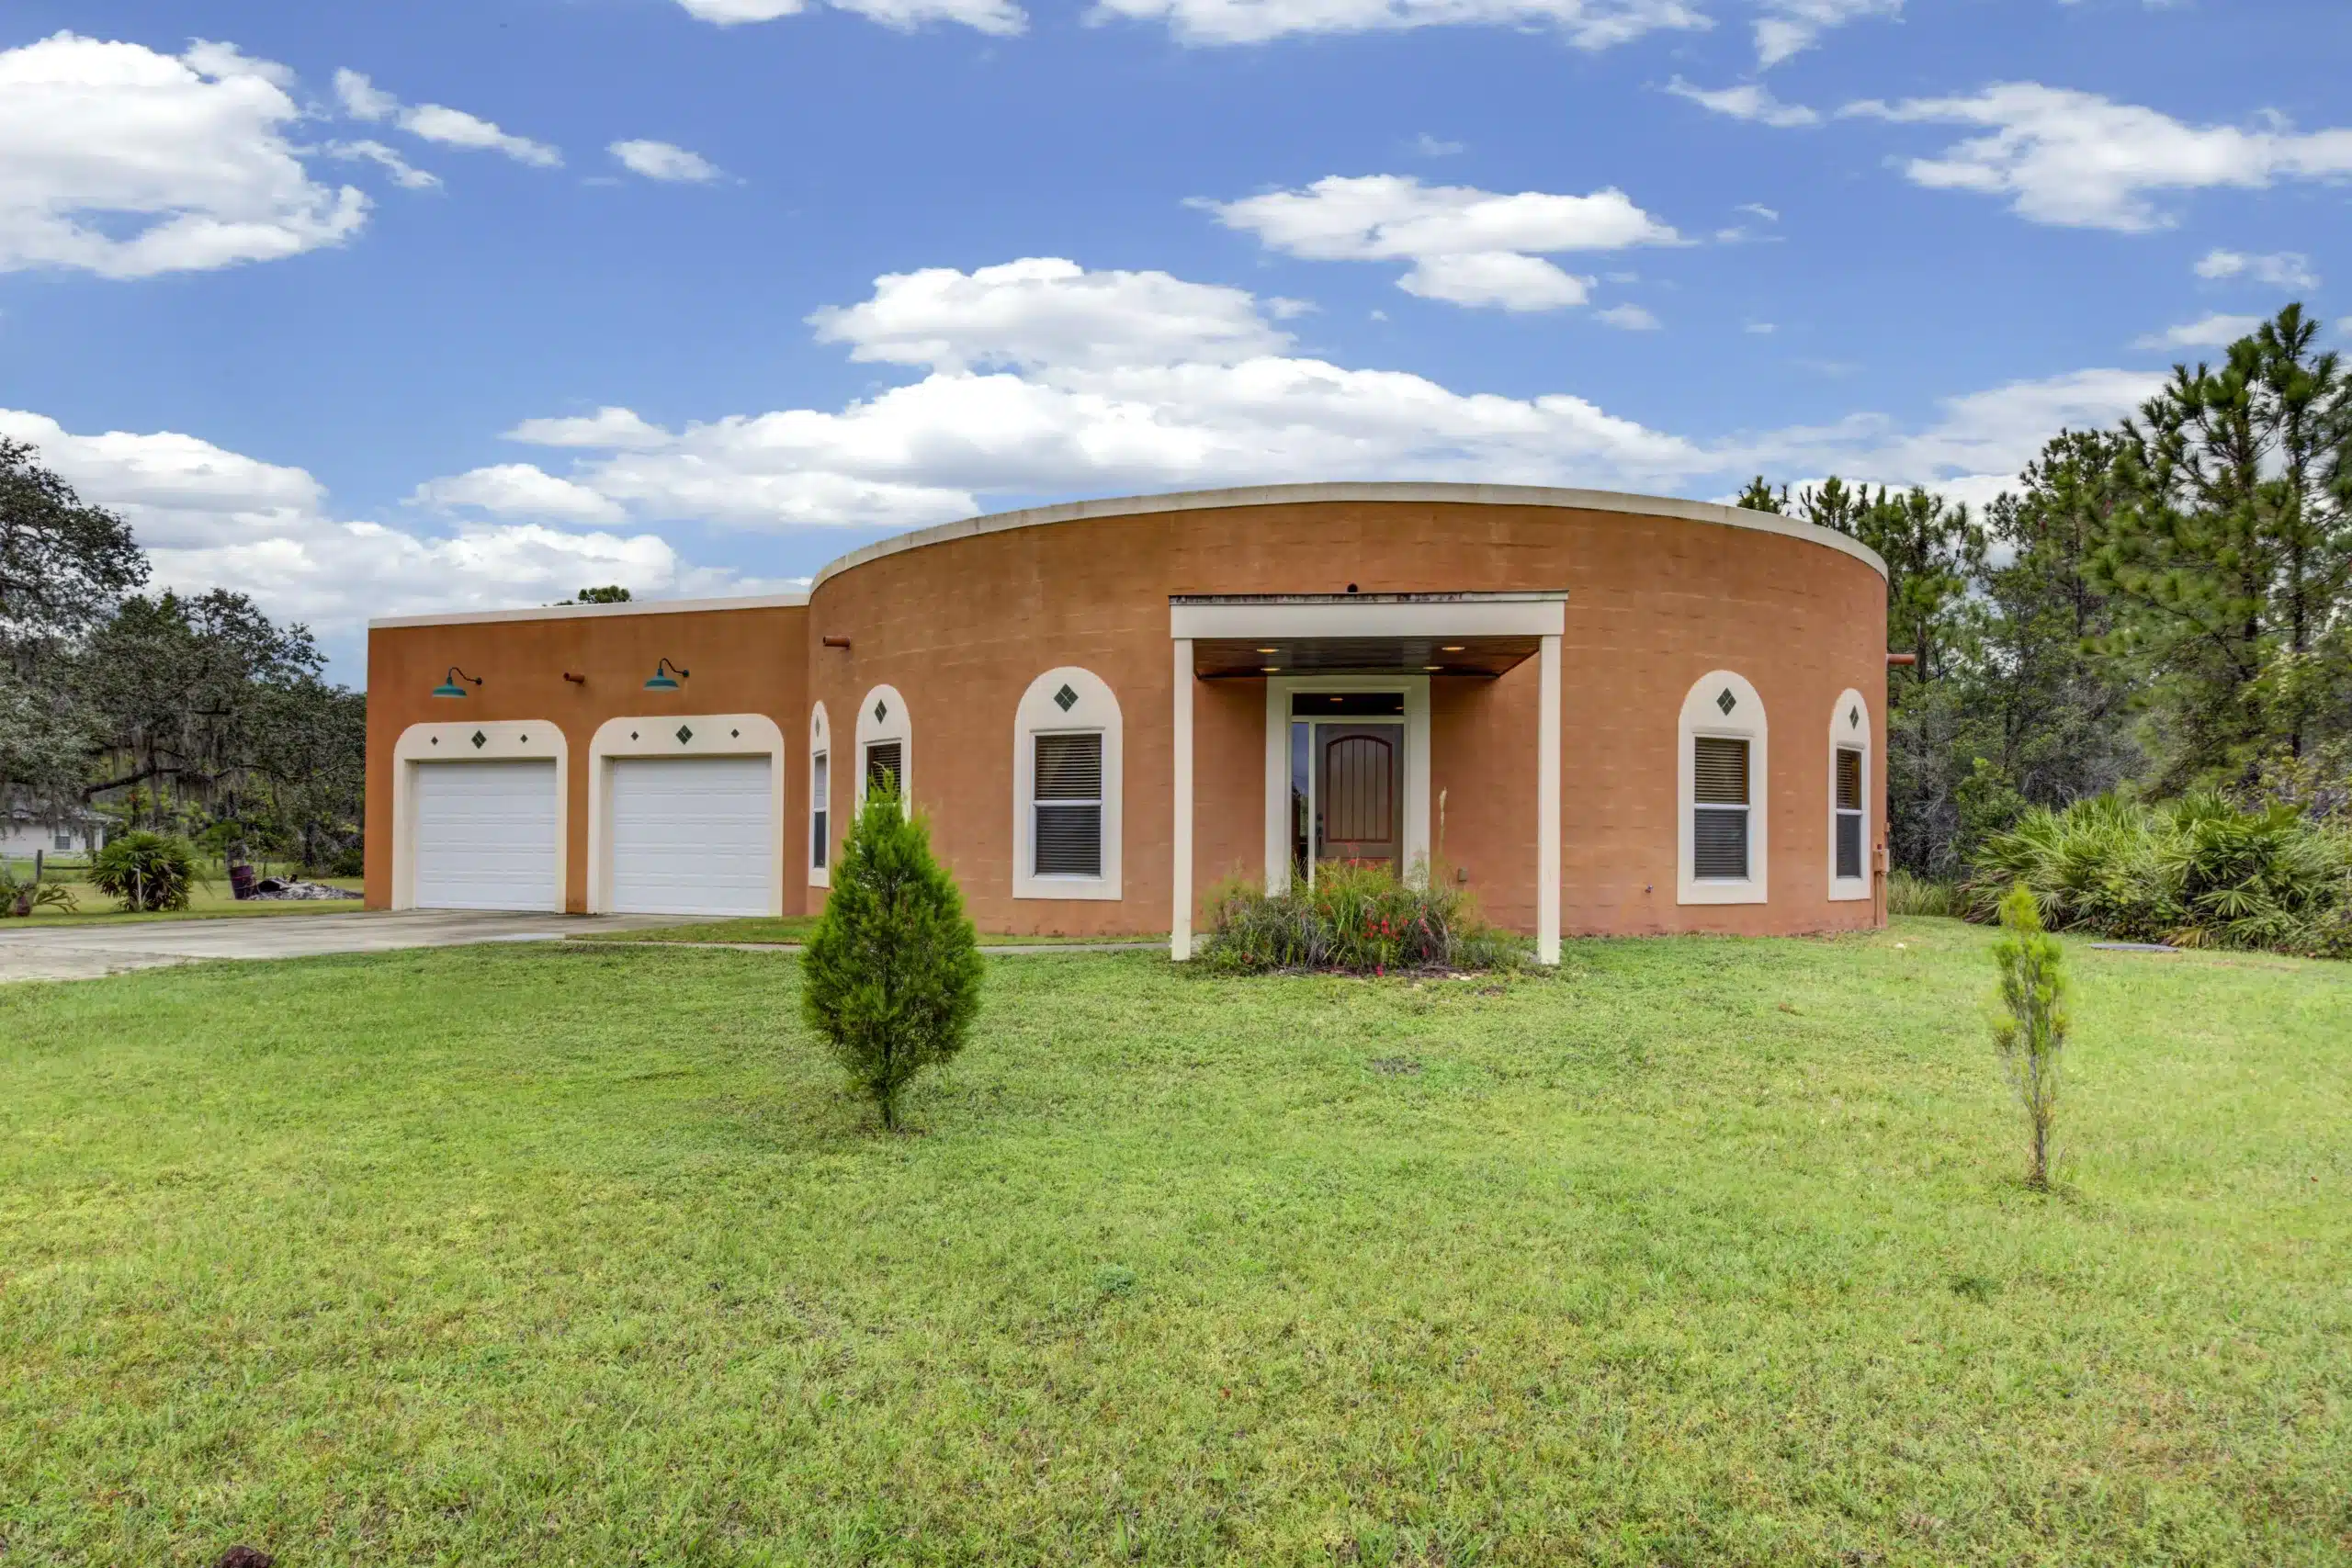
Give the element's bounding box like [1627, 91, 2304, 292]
[1260, 665, 1280, 673]
[1441, 645, 1466, 652]
[1424, 665, 1443, 671]
[1256, 646, 1278, 653]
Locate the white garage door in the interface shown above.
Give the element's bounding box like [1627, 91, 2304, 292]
[610, 756, 775, 917]
[413, 760, 560, 911]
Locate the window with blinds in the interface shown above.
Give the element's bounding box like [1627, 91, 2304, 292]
[864, 740, 902, 800]
[1033, 732, 1102, 877]
[810, 751, 829, 871]
[1692, 735, 1751, 880]
[1835, 745, 1863, 881]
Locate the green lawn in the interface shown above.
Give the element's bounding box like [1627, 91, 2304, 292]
[3, 920, 2346, 1564]
[580, 915, 1162, 946]
[5, 874, 365, 925]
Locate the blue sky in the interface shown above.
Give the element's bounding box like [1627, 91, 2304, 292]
[3, 0, 2346, 674]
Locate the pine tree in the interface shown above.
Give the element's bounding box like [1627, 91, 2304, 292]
[800, 785, 985, 1131]
[2100, 304, 2352, 785]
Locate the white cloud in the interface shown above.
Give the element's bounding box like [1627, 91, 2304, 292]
[472, 257, 2156, 532]
[808, 256, 1292, 370]
[0, 409, 771, 639]
[1754, 0, 1899, 68]
[610, 140, 723, 184]
[1737, 202, 1781, 221]
[1204, 175, 1675, 312]
[1668, 76, 1821, 127]
[1597, 303, 1662, 330]
[0, 32, 368, 278]
[1846, 84, 2352, 231]
[2194, 248, 2318, 289]
[329, 140, 441, 191]
[1755, 367, 2165, 507]
[2134, 312, 2264, 350]
[1745, 321, 1777, 333]
[504, 407, 677, 450]
[333, 70, 561, 169]
[1413, 133, 1465, 156]
[672, 0, 1026, 34]
[1087, 0, 1704, 48]
[412, 464, 628, 525]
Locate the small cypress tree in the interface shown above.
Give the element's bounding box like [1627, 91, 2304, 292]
[800, 786, 984, 1131]
[1990, 883, 2070, 1190]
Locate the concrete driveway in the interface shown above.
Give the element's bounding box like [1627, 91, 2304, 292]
[0, 909, 705, 985]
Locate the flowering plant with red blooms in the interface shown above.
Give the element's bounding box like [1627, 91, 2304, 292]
[1197, 857, 1525, 976]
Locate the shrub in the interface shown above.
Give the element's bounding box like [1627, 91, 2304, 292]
[1887, 870, 1962, 918]
[1989, 884, 2070, 1190]
[89, 832, 199, 912]
[800, 787, 985, 1132]
[1196, 859, 1524, 976]
[0, 864, 76, 917]
[1965, 793, 2352, 958]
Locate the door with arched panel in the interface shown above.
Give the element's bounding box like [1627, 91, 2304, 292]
[1318, 726, 1402, 871]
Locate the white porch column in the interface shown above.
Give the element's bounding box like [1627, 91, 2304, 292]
[1170, 638, 1194, 961]
[1537, 632, 1562, 964]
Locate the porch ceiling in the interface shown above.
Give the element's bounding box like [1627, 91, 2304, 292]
[1193, 634, 1541, 680]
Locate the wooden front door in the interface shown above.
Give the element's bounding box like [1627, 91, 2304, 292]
[1318, 724, 1402, 870]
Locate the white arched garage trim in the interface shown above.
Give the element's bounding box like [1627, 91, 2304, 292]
[854, 683, 910, 812]
[586, 714, 786, 916]
[808, 702, 832, 888]
[1678, 670, 1769, 906]
[391, 720, 568, 911]
[1827, 688, 1871, 902]
[1013, 667, 1123, 901]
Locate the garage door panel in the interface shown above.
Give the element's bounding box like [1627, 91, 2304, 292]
[413, 760, 560, 911]
[611, 757, 774, 917]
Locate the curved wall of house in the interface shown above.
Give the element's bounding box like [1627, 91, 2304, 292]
[801, 488, 1887, 939]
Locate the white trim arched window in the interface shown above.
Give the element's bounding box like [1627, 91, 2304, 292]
[1678, 671, 1769, 905]
[854, 684, 910, 816]
[1013, 668, 1123, 901]
[1828, 688, 1871, 901]
[808, 702, 831, 887]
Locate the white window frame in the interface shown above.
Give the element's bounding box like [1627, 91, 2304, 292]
[1013, 667, 1123, 900]
[1678, 671, 1768, 906]
[854, 682, 911, 816]
[808, 702, 831, 888]
[1828, 687, 1871, 902]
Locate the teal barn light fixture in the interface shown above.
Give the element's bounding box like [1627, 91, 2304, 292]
[645, 657, 690, 691]
[432, 666, 481, 698]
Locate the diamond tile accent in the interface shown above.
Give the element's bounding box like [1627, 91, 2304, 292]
[1716, 689, 1737, 716]
[675, 725, 695, 745]
[873, 699, 888, 724]
[470, 730, 487, 750]
[729, 728, 740, 738]
[1054, 683, 1079, 712]
[1849, 706, 1861, 729]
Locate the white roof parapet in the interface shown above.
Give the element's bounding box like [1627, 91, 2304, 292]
[368, 591, 808, 632]
[810, 482, 1888, 590]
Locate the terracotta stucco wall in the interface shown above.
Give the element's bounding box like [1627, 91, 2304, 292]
[365, 604, 808, 913]
[368, 496, 1885, 939]
[804, 497, 1884, 938]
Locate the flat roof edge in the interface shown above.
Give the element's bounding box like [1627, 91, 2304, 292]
[809, 483, 1888, 588]
[368, 591, 809, 631]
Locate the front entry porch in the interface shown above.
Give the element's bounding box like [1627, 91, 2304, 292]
[1170, 592, 1566, 965]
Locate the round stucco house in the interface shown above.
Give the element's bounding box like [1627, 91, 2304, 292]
[366, 483, 1891, 960]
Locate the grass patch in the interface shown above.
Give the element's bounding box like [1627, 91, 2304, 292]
[2, 918, 2347, 1563]
[1, 875, 365, 926]
[581, 915, 1159, 947]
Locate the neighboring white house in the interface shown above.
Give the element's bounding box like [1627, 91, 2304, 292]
[0, 807, 104, 858]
